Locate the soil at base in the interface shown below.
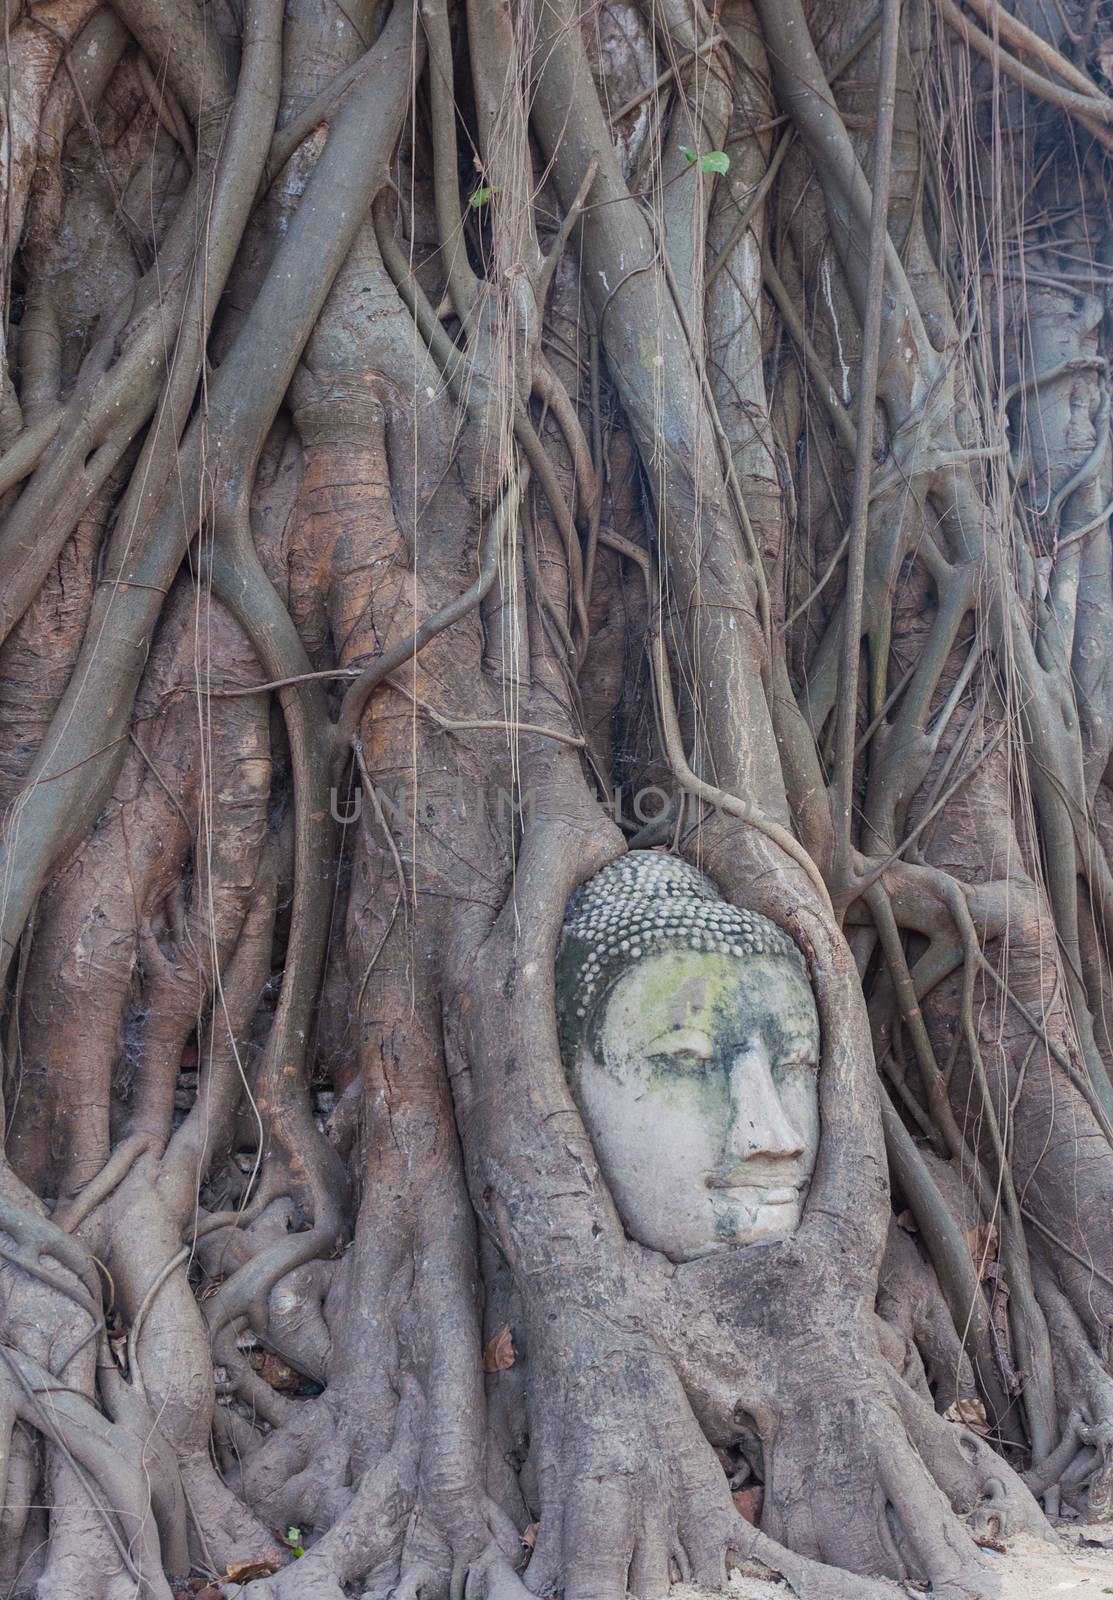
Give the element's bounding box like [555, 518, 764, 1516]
[674, 1523, 1113, 1598]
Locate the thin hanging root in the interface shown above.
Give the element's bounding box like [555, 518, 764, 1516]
[537, 155, 599, 300]
[511, 413, 590, 661]
[868, 869, 1057, 1450]
[764, 255, 859, 459]
[652, 240, 774, 653]
[708, 130, 792, 291]
[352, 737, 411, 919]
[649, 625, 833, 911]
[605, 36, 725, 127]
[134, 54, 195, 168]
[932, 0, 1113, 150]
[0, 1389, 18, 1550]
[531, 358, 598, 529]
[591, 524, 832, 909]
[332, 477, 522, 768]
[961, 0, 1107, 95]
[383, 676, 586, 748]
[934, 883, 1056, 1469]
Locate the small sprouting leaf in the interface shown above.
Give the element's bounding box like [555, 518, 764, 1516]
[469, 184, 497, 209]
[680, 145, 698, 164]
[700, 150, 730, 174]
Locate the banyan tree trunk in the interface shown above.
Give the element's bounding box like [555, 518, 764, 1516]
[1, 0, 1113, 1596]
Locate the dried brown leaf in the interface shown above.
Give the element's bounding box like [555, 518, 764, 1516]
[943, 1398, 989, 1435]
[226, 1557, 282, 1581]
[482, 1325, 515, 1373]
[964, 1223, 998, 1272]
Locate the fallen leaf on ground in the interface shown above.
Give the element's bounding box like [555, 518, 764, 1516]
[226, 1556, 282, 1581]
[482, 1325, 515, 1373]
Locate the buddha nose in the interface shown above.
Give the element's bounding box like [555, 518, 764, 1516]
[727, 1044, 805, 1161]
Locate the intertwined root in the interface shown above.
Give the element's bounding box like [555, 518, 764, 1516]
[5, 0, 1113, 1592]
[4, 1135, 1024, 1600]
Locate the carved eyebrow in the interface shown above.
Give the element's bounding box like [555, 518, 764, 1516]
[644, 1027, 714, 1059]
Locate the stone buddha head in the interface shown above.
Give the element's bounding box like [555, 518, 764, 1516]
[557, 853, 821, 1263]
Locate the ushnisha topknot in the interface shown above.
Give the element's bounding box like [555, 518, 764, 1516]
[556, 851, 806, 1030]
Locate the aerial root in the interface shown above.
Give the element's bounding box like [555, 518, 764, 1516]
[204, 1223, 339, 1343]
[0, 1346, 174, 1598]
[886, 1368, 1046, 1540]
[741, 1527, 907, 1599]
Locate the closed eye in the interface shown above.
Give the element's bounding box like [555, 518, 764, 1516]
[643, 1028, 714, 1061]
[648, 1049, 709, 1074]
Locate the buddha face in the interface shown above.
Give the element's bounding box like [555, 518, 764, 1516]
[568, 948, 821, 1262]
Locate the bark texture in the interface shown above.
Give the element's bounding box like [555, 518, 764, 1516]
[2, 0, 1113, 1596]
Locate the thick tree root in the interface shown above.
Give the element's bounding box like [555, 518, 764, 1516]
[7, 1, 1113, 1597]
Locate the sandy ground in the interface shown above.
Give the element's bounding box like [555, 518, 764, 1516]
[984, 1528, 1113, 1594]
[669, 1522, 1113, 1599]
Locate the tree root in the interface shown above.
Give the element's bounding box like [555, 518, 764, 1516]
[245, 1381, 426, 1600]
[0, 1345, 175, 1598]
[886, 1370, 1046, 1541]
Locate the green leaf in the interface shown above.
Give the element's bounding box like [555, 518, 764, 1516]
[700, 150, 730, 174]
[680, 146, 697, 164]
[469, 184, 497, 209]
